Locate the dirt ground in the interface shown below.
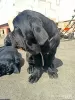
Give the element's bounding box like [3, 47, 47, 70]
[0, 38, 75, 100]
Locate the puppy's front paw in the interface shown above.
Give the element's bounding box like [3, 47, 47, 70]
[29, 67, 43, 83]
[29, 75, 39, 83]
[27, 65, 35, 74]
[48, 67, 58, 78]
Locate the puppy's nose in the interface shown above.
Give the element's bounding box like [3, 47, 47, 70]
[4, 40, 12, 46]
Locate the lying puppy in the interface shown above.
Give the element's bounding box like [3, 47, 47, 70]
[0, 46, 22, 76]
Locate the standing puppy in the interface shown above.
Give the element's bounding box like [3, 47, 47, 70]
[5, 10, 60, 83]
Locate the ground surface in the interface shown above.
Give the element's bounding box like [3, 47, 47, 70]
[0, 38, 75, 100]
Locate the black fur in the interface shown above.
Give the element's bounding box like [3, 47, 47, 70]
[5, 10, 60, 83]
[0, 46, 22, 76]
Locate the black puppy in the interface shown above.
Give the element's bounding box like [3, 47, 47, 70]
[5, 10, 60, 83]
[0, 46, 22, 76]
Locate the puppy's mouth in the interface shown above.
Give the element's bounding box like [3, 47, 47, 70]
[4, 37, 12, 46]
[5, 41, 12, 46]
[15, 42, 26, 50]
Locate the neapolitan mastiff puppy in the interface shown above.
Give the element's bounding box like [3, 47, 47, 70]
[5, 10, 60, 83]
[0, 46, 22, 76]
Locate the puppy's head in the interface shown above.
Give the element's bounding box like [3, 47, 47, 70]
[4, 28, 26, 50]
[0, 58, 21, 76]
[0, 61, 14, 76]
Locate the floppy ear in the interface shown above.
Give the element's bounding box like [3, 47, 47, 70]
[9, 62, 20, 73]
[31, 22, 49, 45]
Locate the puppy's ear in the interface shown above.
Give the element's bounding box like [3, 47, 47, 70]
[8, 61, 20, 74]
[10, 62, 20, 73]
[31, 21, 49, 46]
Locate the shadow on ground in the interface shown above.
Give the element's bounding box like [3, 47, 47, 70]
[53, 58, 63, 68]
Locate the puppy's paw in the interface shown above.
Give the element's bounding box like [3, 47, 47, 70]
[48, 72, 58, 79]
[27, 65, 35, 74]
[48, 67, 58, 79]
[29, 75, 39, 83]
[29, 67, 43, 83]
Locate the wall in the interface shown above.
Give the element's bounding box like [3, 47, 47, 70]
[58, 0, 75, 21]
[0, 0, 16, 25]
[0, 0, 75, 25]
[15, 0, 60, 22]
[14, 0, 75, 21]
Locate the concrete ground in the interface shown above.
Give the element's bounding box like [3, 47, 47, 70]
[0, 38, 75, 100]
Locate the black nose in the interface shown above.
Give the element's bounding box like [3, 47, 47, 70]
[4, 39, 12, 46]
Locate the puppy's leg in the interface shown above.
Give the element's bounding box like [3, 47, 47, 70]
[43, 51, 58, 78]
[29, 67, 43, 83]
[26, 52, 35, 74]
[47, 63, 58, 78]
[29, 53, 43, 83]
